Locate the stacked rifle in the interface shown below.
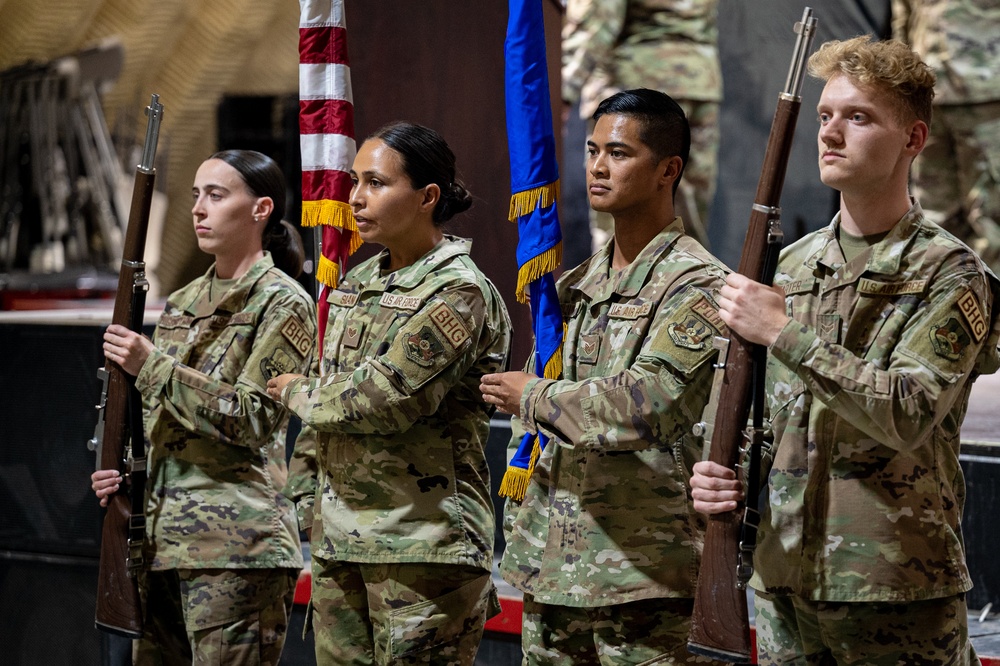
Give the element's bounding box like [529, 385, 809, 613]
[0, 43, 128, 275]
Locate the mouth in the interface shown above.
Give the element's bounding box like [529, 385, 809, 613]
[588, 184, 610, 195]
[821, 150, 844, 161]
[195, 224, 211, 235]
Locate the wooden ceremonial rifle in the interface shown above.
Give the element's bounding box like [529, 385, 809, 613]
[687, 9, 817, 663]
[88, 94, 164, 638]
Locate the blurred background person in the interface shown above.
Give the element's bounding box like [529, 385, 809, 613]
[561, 0, 721, 257]
[893, 0, 1000, 273]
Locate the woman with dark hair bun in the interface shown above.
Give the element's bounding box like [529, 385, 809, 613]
[267, 122, 512, 665]
[91, 149, 317, 664]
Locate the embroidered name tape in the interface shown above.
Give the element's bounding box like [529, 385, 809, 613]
[858, 279, 926, 296]
[428, 301, 470, 348]
[328, 290, 359, 307]
[380, 293, 423, 311]
[608, 301, 652, 320]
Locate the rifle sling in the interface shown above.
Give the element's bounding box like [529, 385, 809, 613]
[125, 272, 149, 576]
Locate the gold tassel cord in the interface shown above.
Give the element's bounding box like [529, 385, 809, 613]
[515, 242, 563, 303]
[508, 180, 560, 222]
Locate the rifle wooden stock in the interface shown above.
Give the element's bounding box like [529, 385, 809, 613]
[93, 95, 162, 638]
[688, 10, 816, 663]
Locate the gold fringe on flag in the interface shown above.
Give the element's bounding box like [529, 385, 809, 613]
[498, 463, 531, 500]
[315, 254, 341, 289]
[302, 201, 363, 252]
[498, 435, 545, 502]
[515, 242, 563, 303]
[508, 180, 560, 222]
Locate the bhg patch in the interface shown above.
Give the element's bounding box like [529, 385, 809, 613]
[667, 313, 713, 351]
[929, 316, 971, 361]
[404, 326, 445, 367]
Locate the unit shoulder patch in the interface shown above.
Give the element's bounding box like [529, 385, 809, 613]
[667, 313, 714, 351]
[929, 316, 971, 361]
[403, 326, 446, 367]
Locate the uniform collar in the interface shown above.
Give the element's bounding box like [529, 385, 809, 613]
[361, 235, 471, 291]
[807, 201, 923, 279]
[571, 217, 686, 302]
[178, 252, 275, 317]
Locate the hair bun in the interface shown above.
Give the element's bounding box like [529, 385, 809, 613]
[436, 181, 473, 222]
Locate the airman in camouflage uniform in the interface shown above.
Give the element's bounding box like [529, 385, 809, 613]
[278, 235, 511, 665]
[691, 37, 1000, 665]
[893, 0, 1000, 273]
[93, 151, 317, 665]
[563, 0, 721, 248]
[133, 253, 315, 664]
[275, 124, 512, 666]
[482, 90, 729, 665]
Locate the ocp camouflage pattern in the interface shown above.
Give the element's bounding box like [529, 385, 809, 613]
[283, 236, 511, 571]
[751, 203, 1000, 601]
[500, 219, 729, 607]
[135, 252, 316, 571]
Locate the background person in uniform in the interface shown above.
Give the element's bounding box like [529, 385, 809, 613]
[480, 89, 730, 666]
[691, 36, 1000, 665]
[265, 122, 512, 666]
[562, 0, 721, 252]
[893, 0, 1000, 274]
[91, 149, 318, 665]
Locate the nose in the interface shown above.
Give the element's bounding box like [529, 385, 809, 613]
[589, 151, 608, 179]
[348, 183, 362, 211]
[191, 194, 205, 217]
[819, 117, 843, 147]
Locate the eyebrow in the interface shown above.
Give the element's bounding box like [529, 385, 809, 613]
[350, 169, 389, 181]
[192, 183, 230, 194]
[586, 140, 631, 150]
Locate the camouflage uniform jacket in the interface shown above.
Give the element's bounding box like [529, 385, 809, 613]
[893, 0, 1000, 104]
[562, 0, 721, 117]
[135, 252, 316, 570]
[283, 237, 511, 571]
[500, 220, 729, 607]
[752, 203, 1000, 602]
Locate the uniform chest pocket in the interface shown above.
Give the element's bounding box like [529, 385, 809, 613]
[195, 316, 257, 381]
[847, 295, 921, 366]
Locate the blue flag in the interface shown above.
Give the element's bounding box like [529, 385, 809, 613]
[500, 0, 564, 501]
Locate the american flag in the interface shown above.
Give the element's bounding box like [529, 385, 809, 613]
[298, 0, 362, 347]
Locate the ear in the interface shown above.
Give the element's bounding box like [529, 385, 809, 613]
[904, 119, 929, 156]
[418, 183, 441, 214]
[252, 196, 275, 222]
[658, 155, 684, 189]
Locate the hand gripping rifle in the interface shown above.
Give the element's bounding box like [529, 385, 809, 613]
[88, 94, 164, 638]
[687, 10, 817, 663]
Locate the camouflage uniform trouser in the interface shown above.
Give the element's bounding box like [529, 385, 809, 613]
[309, 557, 498, 665]
[754, 591, 977, 666]
[521, 595, 731, 666]
[135, 567, 298, 666]
[589, 99, 720, 251]
[911, 100, 1000, 274]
